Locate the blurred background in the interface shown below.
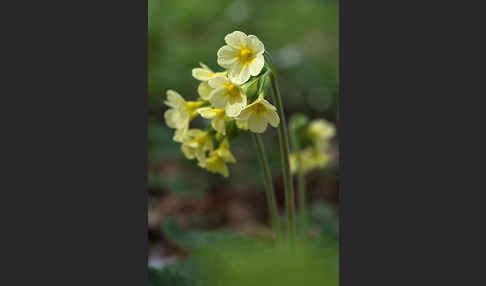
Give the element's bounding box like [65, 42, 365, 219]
[148, 0, 339, 271]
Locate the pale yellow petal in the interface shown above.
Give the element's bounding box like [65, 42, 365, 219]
[225, 101, 245, 117]
[237, 106, 253, 120]
[165, 90, 185, 108]
[264, 110, 280, 127]
[247, 35, 265, 55]
[224, 31, 248, 48]
[217, 45, 239, 68]
[229, 62, 251, 85]
[248, 114, 267, 133]
[261, 97, 277, 111]
[197, 82, 213, 100]
[196, 107, 215, 119]
[181, 145, 195, 159]
[209, 88, 227, 108]
[192, 67, 214, 81]
[208, 75, 229, 89]
[212, 117, 226, 135]
[249, 54, 265, 76]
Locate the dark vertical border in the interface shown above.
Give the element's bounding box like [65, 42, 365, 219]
[2, 1, 148, 285]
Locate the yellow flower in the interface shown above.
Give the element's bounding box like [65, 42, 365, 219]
[236, 94, 279, 133]
[192, 63, 227, 100]
[180, 129, 214, 165]
[197, 107, 232, 135]
[217, 31, 265, 84]
[208, 75, 247, 117]
[293, 147, 331, 174]
[164, 90, 202, 129]
[202, 139, 236, 177]
[308, 119, 336, 145]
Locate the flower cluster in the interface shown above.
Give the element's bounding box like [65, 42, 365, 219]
[290, 118, 336, 174]
[164, 31, 280, 177]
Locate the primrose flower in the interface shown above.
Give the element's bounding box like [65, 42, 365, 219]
[180, 129, 214, 165]
[308, 119, 336, 145]
[217, 31, 265, 84]
[202, 139, 236, 177]
[164, 90, 203, 130]
[192, 63, 227, 100]
[197, 107, 232, 135]
[237, 93, 279, 133]
[208, 75, 247, 117]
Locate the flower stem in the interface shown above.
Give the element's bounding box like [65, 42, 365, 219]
[252, 133, 280, 243]
[297, 160, 308, 235]
[269, 72, 296, 251]
[289, 122, 308, 236]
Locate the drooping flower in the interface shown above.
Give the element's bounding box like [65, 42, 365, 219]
[202, 139, 236, 177]
[197, 107, 232, 135]
[217, 31, 265, 84]
[192, 63, 227, 100]
[164, 90, 203, 130]
[208, 75, 247, 117]
[237, 93, 279, 133]
[180, 129, 214, 165]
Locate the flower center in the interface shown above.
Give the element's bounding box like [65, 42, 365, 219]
[238, 47, 255, 64]
[254, 103, 267, 115]
[225, 83, 241, 99]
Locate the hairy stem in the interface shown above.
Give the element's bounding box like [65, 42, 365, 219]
[269, 72, 296, 251]
[252, 133, 280, 242]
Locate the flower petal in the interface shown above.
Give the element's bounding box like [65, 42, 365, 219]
[229, 62, 250, 85]
[217, 45, 239, 68]
[236, 107, 252, 120]
[247, 35, 265, 55]
[165, 90, 185, 108]
[225, 101, 245, 117]
[224, 31, 248, 48]
[249, 54, 264, 76]
[197, 81, 213, 100]
[264, 110, 280, 127]
[212, 117, 226, 134]
[192, 67, 214, 81]
[197, 107, 215, 119]
[208, 75, 229, 89]
[209, 88, 227, 108]
[248, 114, 267, 133]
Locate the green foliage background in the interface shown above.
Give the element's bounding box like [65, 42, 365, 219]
[148, 0, 339, 284]
[149, 0, 338, 196]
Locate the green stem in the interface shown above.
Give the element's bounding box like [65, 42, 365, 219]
[252, 133, 280, 243]
[289, 122, 308, 236]
[297, 159, 307, 235]
[269, 72, 296, 251]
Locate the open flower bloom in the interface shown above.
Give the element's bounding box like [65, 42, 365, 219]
[308, 119, 336, 146]
[197, 107, 231, 135]
[202, 139, 236, 177]
[217, 31, 265, 84]
[236, 93, 279, 133]
[180, 129, 214, 165]
[192, 63, 227, 100]
[208, 75, 247, 117]
[164, 90, 203, 130]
